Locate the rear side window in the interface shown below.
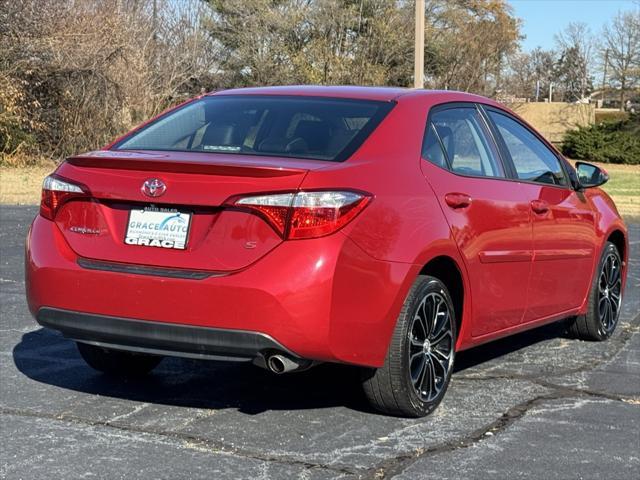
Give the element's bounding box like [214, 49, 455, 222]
[422, 124, 448, 168]
[423, 108, 504, 178]
[488, 111, 568, 186]
[114, 96, 394, 162]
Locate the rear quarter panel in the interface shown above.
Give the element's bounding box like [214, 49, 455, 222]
[303, 94, 455, 264]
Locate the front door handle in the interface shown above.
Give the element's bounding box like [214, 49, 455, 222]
[531, 199, 549, 214]
[444, 193, 472, 209]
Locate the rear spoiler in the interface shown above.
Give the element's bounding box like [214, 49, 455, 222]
[66, 153, 310, 178]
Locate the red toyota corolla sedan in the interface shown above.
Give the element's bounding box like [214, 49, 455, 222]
[25, 86, 628, 417]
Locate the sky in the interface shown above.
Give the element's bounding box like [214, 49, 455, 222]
[509, 0, 638, 51]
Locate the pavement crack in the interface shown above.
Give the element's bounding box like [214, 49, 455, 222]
[455, 374, 638, 404]
[106, 402, 150, 423]
[0, 406, 361, 477]
[527, 378, 639, 404]
[359, 387, 629, 480]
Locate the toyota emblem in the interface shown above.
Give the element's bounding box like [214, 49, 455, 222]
[142, 178, 167, 197]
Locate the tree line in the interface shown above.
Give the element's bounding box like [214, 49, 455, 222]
[1, 0, 638, 163]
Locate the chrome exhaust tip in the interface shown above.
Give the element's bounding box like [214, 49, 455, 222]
[267, 354, 300, 374]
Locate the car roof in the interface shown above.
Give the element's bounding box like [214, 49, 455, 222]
[211, 85, 408, 101]
[210, 85, 501, 106]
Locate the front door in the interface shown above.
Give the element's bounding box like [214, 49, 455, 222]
[484, 108, 597, 321]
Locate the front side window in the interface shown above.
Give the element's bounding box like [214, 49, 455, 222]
[488, 111, 568, 186]
[423, 107, 504, 178]
[114, 96, 393, 162]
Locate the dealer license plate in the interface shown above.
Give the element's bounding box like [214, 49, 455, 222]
[125, 208, 191, 250]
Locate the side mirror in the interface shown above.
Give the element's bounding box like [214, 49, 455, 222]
[576, 161, 609, 188]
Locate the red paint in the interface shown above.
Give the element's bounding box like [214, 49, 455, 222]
[25, 87, 629, 367]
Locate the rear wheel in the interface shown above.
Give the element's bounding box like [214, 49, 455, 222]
[362, 275, 456, 417]
[76, 342, 162, 376]
[568, 241, 623, 341]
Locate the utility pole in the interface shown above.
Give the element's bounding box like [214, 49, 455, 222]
[414, 0, 425, 88]
[601, 48, 609, 108]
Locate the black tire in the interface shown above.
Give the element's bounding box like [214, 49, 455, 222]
[568, 241, 623, 341]
[76, 342, 162, 376]
[362, 275, 457, 417]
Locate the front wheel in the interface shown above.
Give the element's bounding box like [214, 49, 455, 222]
[362, 275, 457, 417]
[568, 241, 623, 341]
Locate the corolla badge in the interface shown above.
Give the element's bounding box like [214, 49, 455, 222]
[142, 178, 166, 197]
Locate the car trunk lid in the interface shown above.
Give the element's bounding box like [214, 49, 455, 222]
[52, 150, 326, 272]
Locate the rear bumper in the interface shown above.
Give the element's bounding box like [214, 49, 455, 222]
[26, 215, 417, 367]
[37, 307, 295, 361]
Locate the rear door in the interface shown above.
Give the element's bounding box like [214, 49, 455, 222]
[483, 107, 597, 321]
[421, 104, 533, 336]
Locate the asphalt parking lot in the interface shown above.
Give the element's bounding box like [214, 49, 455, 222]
[1, 205, 638, 479]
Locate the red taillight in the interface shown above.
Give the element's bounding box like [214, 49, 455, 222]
[234, 193, 293, 235]
[288, 191, 371, 239]
[40, 175, 88, 220]
[231, 191, 371, 239]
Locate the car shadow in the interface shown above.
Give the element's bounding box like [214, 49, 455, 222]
[13, 328, 371, 414]
[454, 320, 569, 372]
[13, 322, 568, 414]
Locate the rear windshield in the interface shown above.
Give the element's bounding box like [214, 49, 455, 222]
[113, 95, 394, 162]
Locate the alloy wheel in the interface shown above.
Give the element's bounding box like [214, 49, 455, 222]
[598, 252, 622, 335]
[407, 292, 455, 402]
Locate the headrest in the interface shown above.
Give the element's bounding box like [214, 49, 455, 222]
[293, 120, 330, 151]
[202, 124, 234, 146]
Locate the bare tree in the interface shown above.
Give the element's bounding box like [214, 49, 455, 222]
[554, 22, 593, 101]
[602, 9, 640, 110]
[206, 0, 520, 94]
[1, 0, 217, 161]
[503, 47, 555, 101]
[423, 0, 521, 95]
[530, 47, 556, 100]
[0, 0, 530, 164]
[206, 0, 415, 88]
[504, 51, 534, 99]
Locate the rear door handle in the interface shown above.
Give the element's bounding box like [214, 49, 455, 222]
[530, 199, 549, 214]
[444, 193, 472, 209]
